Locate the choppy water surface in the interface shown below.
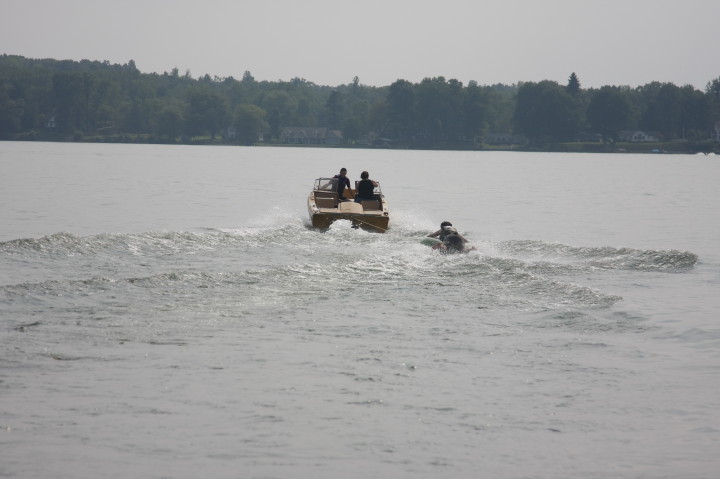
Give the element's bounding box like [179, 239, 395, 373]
[1, 142, 719, 478]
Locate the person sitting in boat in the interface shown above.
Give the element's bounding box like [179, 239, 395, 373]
[354, 171, 381, 203]
[427, 221, 468, 243]
[333, 168, 351, 201]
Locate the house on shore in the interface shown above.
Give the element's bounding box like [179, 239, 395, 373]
[618, 130, 661, 142]
[279, 127, 343, 145]
[712, 121, 720, 142]
[483, 132, 525, 145]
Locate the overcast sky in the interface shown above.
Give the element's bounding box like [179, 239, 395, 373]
[2, 0, 718, 90]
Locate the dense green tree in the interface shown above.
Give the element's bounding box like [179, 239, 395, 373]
[641, 83, 682, 139]
[259, 90, 296, 139]
[707, 77, 720, 131]
[184, 87, 227, 139]
[324, 90, 344, 129]
[483, 84, 515, 133]
[636, 82, 711, 140]
[567, 72, 581, 96]
[366, 99, 387, 137]
[587, 86, 631, 141]
[342, 99, 370, 142]
[385, 79, 415, 143]
[52, 72, 87, 133]
[678, 85, 711, 140]
[0, 83, 24, 138]
[342, 117, 364, 143]
[153, 100, 184, 141]
[0, 62, 54, 134]
[233, 104, 268, 145]
[414, 77, 464, 144]
[295, 98, 316, 126]
[463, 80, 488, 140]
[1, 54, 718, 149]
[513, 80, 582, 142]
[121, 99, 153, 133]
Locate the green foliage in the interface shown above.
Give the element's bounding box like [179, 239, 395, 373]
[233, 104, 268, 145]
[385, 79, 416, 143]
[513, 80, 582, 143]
[0, 82, 24, 138]
[0, 54, 718, 150]
[324, 90, 343, 129]
[185, 86, 227, 139]
[567, 72, 581, 96]
[154, 99, 184, 142]
[587, 86, 632, 141]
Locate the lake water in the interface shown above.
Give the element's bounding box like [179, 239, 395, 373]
[1, 141, 719, 478]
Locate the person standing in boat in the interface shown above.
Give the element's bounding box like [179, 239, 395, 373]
[354, 171, 381, 203]
[333, 168, 351, 201]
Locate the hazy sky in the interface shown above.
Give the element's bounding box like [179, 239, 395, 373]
[2, 0, 718, 89]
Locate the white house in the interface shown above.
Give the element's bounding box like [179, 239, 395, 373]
[618, 130, 660, 142]
[223, 127, 237, 140]
[484, 132, 525, 145]
[279, 127, 343, 145]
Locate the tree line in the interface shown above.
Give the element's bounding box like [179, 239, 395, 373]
[1, 54, 719, 150]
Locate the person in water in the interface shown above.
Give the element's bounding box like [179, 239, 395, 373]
[441, 233, 465, 252]
[354, 170, 381, 203]
[433, 231, 477, 253]
[428, 221, 453, 239]
[427, 221, 468, 243]
[333, 167, 351, 201]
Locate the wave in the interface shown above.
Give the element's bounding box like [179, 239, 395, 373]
[0, 228, 313, 263]
[1, 252, 621, 316]
[1, 226, 698, 281]
[1, 228, 699, 270]
[494, 239, 698, 272]
[1, 224, 697, 317]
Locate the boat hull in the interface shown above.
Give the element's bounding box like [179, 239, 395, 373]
[307, 192, 389, 232]
[309, 210, 390, 232]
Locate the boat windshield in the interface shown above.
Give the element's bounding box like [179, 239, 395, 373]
[313, 177, 383, 195]
[314, 178, 339, 192]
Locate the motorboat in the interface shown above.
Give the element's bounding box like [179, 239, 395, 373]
[307, 177, 389, 232]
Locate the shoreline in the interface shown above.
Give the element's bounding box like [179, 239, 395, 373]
[2, 137, 718, 155]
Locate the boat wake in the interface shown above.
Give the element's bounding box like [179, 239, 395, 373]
[1, 219, 697, 327]
[494, 239, 698, 272]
